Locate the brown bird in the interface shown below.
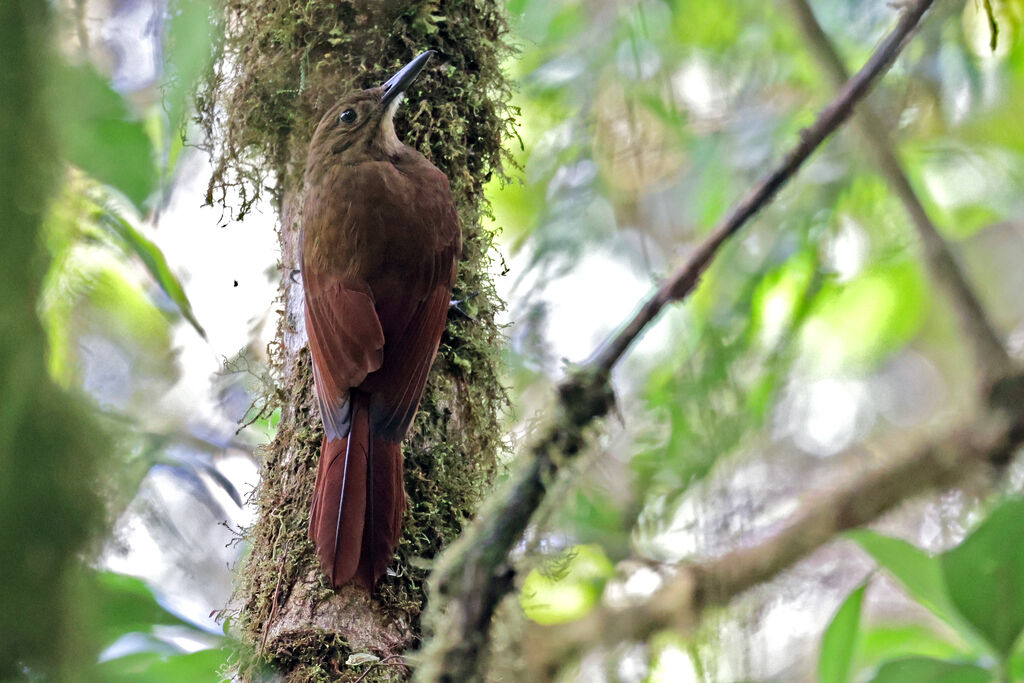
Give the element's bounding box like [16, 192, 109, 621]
[301, 51, 461, 590]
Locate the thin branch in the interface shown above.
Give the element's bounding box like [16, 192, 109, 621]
[416, 1, 939, 680]
[787, 0, 1011, 387]
[588, 0, 934, 375]
[526, 391, 1024, 673]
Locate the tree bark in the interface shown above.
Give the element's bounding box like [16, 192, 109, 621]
[198, 2, 513, 680]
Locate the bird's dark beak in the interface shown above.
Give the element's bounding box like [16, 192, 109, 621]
[380, 50, 435, 109]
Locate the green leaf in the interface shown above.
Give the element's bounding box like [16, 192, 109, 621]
[670, 1, 742, 52]
[941, 499, 1024, 657]
[860, 624, 968, 667]
[802, 259, 927, 372]
[84, 571, 193, 649]
[847, 530, 979, 648]
[751, 248, 816, 348]
[94, 201, 206, 338]
[1008, 646, 1024, 681]
[97, 648, 227, 683]
[820, 584, 866, 683]
[52, 63, 157, 211]
[867, 657, 992, 683]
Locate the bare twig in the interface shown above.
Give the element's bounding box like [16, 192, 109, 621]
[354, 654, 404, 683]
[416, 2, 939, 680]
[526, 386, 1024, 672]
[787, 0, 1011, 386]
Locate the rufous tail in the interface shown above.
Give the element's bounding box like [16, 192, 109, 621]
[308, 393, 405, 590]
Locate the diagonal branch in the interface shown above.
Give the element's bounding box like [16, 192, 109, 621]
[525, 381, 1024, 673]
[416, 1, 940, 680]
[786, 0, 1011, 388]
[521, 2, 1024, 672]
[587, 0, 935, 376]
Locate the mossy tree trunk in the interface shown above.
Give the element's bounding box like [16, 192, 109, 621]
[198, 1, 512, 680]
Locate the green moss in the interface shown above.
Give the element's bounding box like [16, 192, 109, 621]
[198, 1, 515, 679]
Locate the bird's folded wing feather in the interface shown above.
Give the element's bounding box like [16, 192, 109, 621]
[363, 277, 455, 439]
[304, 272, 385, 440]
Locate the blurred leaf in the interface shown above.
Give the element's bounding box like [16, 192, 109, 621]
[40, 238, 177, 396]
[97, 648, 227, 683]
[847, 530, 978, 648]
[88, 263, 175, 349]
[634, 249, 799, 501]
[688, 138, 733, 231]
[669, 1, 742, 52]
[40, 180, 192, 396]
[40, 185, 89, 384]
[53, 63, 157, 211]
[509, 1, 584, 57]
[867, 657, 991, 683]
[164, 0, 216, 142]
[832, 174, 912, 255]
[751, 248, 816, 349]
[94, 200, 206, 338]
[944, 203, 1003, 238]
[520, 544, 614, 625]
[634, 328, 746, 494]
[85, 571, 193, 650]
[803, 258, 927, 371]
[564, 488, 628, 553]
[487, 172, 540, 252]
[1008, 642, 1024, 680]
[859, 623, 968, 667]
[820, 584, 865, 683]
[941, 499, 1024, 657]
[903, 144, 1019, 240]
[953, 49, 1024, 149]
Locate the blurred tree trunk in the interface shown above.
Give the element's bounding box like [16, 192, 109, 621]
[1, 1, 105, 678]
[198, 1, 513, 679]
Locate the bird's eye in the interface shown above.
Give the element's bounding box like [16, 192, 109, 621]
[339, 109, 357, 124]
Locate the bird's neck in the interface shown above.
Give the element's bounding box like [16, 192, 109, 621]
[373, 95, 405, 156]
[374, 114, 403, 157]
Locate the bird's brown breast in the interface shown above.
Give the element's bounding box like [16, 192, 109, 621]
[301, 149, 460, 296]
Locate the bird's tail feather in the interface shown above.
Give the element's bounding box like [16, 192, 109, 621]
[356, 434, 405, 589]
[309, 393, 405, 590]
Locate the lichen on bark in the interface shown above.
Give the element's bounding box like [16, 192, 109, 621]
[196, 1, 514, 680]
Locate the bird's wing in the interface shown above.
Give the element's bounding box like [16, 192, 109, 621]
[360, 161, 461, 439]
[303, 271, 385, 440]
[362, 271, 456, 439]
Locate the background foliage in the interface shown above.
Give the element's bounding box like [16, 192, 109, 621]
[500, 0, 1024, 679]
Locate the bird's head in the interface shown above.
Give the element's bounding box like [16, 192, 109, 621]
[307, 50, 434, 167]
